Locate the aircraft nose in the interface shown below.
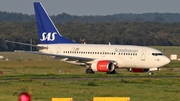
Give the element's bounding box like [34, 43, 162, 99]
[163, 56, 170, 65]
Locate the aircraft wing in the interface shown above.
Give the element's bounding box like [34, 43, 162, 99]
[34, 51, 117, 67]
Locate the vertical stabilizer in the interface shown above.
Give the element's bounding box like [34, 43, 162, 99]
[34, 2, 75, 44]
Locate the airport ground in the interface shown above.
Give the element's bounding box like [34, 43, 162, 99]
[0, 46, 180, 101]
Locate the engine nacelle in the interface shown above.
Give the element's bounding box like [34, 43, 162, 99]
[91, 60, 115, 72]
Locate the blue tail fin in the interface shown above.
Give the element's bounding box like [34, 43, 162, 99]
[34, 2, 75, 44]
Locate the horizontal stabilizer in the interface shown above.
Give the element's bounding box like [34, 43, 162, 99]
[5, 40, 48, 49]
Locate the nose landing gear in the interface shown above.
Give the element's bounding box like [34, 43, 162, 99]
[148, 71, 154, 75]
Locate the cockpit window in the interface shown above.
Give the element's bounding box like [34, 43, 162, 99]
[152, 53, 163, 56]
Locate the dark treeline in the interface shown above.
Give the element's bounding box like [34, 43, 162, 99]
[1, 11, 180, 51]
[1, 11, 180, 23]
[1, 21, 180, 51]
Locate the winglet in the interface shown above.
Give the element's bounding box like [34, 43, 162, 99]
[34, 2, 75, 44]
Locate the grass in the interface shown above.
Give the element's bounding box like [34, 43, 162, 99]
[0, 47, 180, 101]
[1, 78, 180, 101]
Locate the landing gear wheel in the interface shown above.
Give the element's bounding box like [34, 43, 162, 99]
[86, 68, 95, 74]
[107, 70, 116, 74]
[148, 71, 154, 75]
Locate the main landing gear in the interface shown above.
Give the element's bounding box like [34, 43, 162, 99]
[86, 68, 95, 74]
[85, 68, 116, 74]
[107, 70, 116, 74]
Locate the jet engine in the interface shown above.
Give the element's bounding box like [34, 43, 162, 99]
[91, 60, 115, 72]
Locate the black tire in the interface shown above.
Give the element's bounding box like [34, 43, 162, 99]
[107, 70, 116, 74]
[148, 71, 154, 75]
[86, 68, 95, 74]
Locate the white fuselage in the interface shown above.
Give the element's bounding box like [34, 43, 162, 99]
[38, 44, 170, 69]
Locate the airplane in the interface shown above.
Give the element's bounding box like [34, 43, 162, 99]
[6, 2, 170, 75]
